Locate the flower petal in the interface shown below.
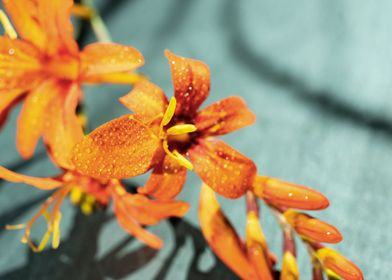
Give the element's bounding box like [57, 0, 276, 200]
[0, 37, 42, 91]
[43, 82, 83, 169]
[0, 166, 62, 190]
[199, 184, 257, 279]
[72, 115, 162, 179]
[165, 50, 210, 117]
[0, 89, 25, 129]
[113, 196, 163, 249]
[120, 193, 189, 225]
[189, 138, 257, 198]
[138, 154, 187, 200]
[16, 80, 58, 159]
[253, 176, 330, 210]
[3, 0, 46, 49]
[195, 96, 256, 136]
[316, 248, 363, 280]
[80, 43, 144, 82]
[37, 0, 78, 55]
[284, 210, 342, 243]
[119, 80, 168, 123]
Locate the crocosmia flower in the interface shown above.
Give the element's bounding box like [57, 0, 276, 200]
[0, 0, 144, 169]
[72, 50, 256, 198]
[0, 166, 189, 251]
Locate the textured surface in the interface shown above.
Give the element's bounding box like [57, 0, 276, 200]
[0, 0, 390, 279]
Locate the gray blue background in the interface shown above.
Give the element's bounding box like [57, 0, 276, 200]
[0, 0, 390, 279]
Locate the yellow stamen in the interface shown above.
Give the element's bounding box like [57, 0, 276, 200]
[0, 10, 17, 39]
[5, 224, 26, 230]
[162, 140, 193, 170]
[70, 187, 83, 204]
[52, 213, 62, 249]
[161, 97, 177, 127]
[166, 124, 197, 135]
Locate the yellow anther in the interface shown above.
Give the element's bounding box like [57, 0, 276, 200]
[5, 224, 26, 230]
[0, 10, 17, 39]
[81, 201, 93, 215]
[70, 187, 83, 204]
[161, 97, 177, 127]
[167, 124, 197, 135]
[172, 150, 193, 170]
[281, 252, 299, 279]
[77, 113, 88, 130]
[85, 194, 96, 204]
[37, 229, 52, 252]
[246, 211, 267, 248]
[71, 4, 94, 19]
[52, 213, 62, 249]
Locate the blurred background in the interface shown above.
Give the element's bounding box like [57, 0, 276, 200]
[0, 0, 390, 278]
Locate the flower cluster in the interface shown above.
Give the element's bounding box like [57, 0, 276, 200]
[0, 0, 363, 279]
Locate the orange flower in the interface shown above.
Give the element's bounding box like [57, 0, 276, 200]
[0, 0, 144, 169]
[72, 50, 256, 198]
[0, 166, 189, 251]
[252, 176, 329, 210]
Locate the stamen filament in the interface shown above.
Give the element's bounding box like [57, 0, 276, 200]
[5, 224, 26, 230]
[167, 124, 197, 135]
[0, 10, 17, 39]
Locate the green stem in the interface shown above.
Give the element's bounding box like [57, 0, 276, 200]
[82, 0, 112, 42]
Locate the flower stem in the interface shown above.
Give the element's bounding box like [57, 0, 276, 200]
[81, 0, 112, 42]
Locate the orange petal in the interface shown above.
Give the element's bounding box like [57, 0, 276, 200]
[0, 166, 62, 190]
[3, 0, 46, 49]
[120, 193, 189, 225]
[43, 82, 83, 169]
[72, 115, 162, 179]
[316, 248, 363, 280]
[284, 210, 342, 243]
[113, 196, 163, 249]
[36, 0, 78, 55]
[0, 37, 42, 90]
[253, 176, 329, 210]
[0, 89, 25, 128]
[246, 212, 273, 280]
[119, 80, 168, 123]
[199, 184, 257, 279]
[195, 96, 256, 136]
[80, 43, 144, 81]
[16, 80, 58, 159]
[165, 50, 210, 117]
[138, 154, 187, 200]
[189, 138, 257, 198]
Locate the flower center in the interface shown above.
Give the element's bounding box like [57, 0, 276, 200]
[159, 97, 196, 170]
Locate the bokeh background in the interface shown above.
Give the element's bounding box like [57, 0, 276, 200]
[0, 0, 390, 279]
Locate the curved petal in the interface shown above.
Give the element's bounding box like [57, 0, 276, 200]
[113, 196, 163, 249]
[138, 154, 187, 200]
[199, 184, 257, 279]
[16, 80, 58, 159]
[252, 176, 330, 210]
[37, 0, 78, 55]
[43, 82, 83, 169]
[119, 80, 168, 123]
[80, 43, 144, 81]
[72, 115, 162, 179]
[120, 193, 189, 225]
[0, 37, 42, 91]
[189, 138, 257, 198]
[195, 96, 256, 136]
[0, 166, 62, 190]
[165, 50, 210, 117]
[0, 89, 25, 129]
[3, 0, 46, 49]
[284, 210, 342, 243]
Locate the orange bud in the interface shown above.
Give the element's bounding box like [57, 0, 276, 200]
[284, 210, 342, 243]
[253, 176, 329, 210]
[316, 248, 363, 280]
